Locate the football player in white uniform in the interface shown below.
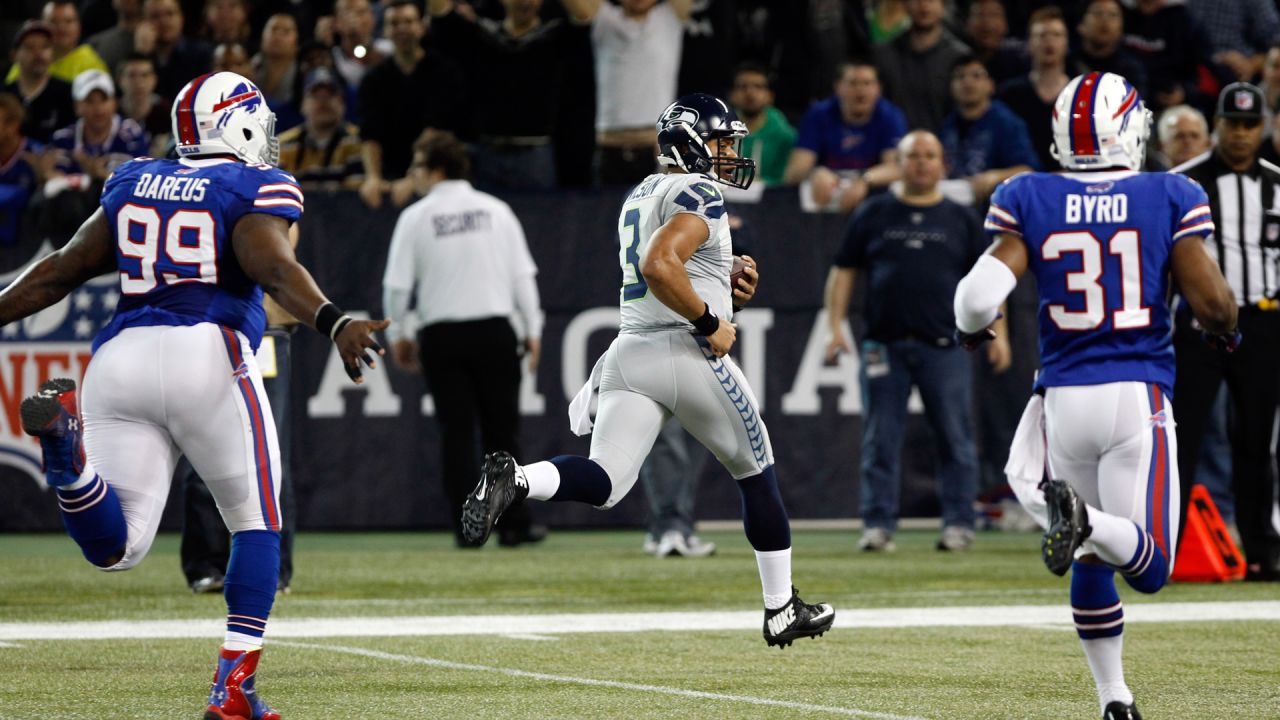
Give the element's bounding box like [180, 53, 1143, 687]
[461, 93, 834, 648]
[0, 71, 386, 719]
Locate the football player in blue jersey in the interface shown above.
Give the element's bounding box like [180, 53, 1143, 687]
[953, 72, 1238, 720]
[0, 71, 387, 720]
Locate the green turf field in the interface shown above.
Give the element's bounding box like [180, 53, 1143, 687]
[0, 530, 1277, 719]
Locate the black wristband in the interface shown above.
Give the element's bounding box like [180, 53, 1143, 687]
[315, 302, 346, 339]
[691, 303, 720, 336]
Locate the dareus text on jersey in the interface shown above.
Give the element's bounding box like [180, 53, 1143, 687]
[131, 172, 211, 203]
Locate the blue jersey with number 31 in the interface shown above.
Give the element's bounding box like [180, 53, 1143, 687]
[96, 157, 303, 352]
[985, 171, 1213, 398]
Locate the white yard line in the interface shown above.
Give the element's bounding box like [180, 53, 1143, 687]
[0, 601, 1275, 641]
[271, 640, 926, 720]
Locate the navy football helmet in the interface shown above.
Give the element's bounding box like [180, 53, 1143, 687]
[656, 93, 756, 190]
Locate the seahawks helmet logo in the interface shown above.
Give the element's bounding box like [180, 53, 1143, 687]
[660, 105, 699, 129]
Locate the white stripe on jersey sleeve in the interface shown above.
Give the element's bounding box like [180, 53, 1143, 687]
[987, 204, 1019, 227]
[254, 197, 304, 210]
[1179, 204, 1211, 224]
[984, 220, 1022, 236]
[258, 182, 304, 201]
[1172, 221, 1214, 241]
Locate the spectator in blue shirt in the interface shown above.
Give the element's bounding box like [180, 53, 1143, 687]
[48, 69, 148, 181]
[0, 94, 43, 245]
[784, 59, 907, 214]
[939, 54, 1037, 203]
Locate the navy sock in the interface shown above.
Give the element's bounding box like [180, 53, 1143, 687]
[548, 455, 612, 506]
[56, 475, 127, 567]
[1070, 561, 1123, 640]
[1119, 527, 1169, 594]
[737, 465, 791, 552]
[224, 530, 280, 640]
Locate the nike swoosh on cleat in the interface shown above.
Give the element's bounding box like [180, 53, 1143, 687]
[810, 606, 834, 622]
[475, 480, 487, 502]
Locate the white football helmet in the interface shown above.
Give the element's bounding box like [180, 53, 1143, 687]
[171, 71, 279, 165]
[1050, 72, 1151, 171]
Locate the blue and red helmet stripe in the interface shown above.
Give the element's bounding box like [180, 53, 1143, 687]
[175, 72, 214, 147]
[1069, 72, 1103, 157]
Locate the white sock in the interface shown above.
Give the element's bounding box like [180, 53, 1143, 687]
[59, 463, 99, 492]
[1081, 635, 1132, 712]
[522, 461, 560, 501]
[223, 632, 263, 652]
[755, 548, 792, 609]
[1085, 505, 1141, 568]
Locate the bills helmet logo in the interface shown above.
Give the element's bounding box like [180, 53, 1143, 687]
[214, 83, 264, 130]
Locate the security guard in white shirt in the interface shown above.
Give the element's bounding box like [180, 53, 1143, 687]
[382, 131, 546, 547]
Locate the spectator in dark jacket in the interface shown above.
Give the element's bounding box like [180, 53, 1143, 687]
[997, 5, 1070, 171]
[1121, 0, 1213, 111]
[357, 0, 465, 209]
[1070, 0, 1147, 100]
[873, 0, 971, 132]
[3, 20, 75, 143]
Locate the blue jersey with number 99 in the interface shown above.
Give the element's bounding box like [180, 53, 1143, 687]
[96, 156, 303, 352]
[985, 170, 1213, 398]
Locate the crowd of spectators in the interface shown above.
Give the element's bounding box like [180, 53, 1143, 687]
[3, 0, 1280, 241]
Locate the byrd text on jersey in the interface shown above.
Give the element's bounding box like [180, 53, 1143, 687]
[131, 172, 211, 203]
[1065, 192, 1128, 224]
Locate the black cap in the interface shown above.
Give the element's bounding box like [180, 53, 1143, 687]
[303, 68, 340, 95]
[1217, 82, 1265, 121]
[13, 20, 53, 47]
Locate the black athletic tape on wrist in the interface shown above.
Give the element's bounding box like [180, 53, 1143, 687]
[692, 303, 720, 336]
[315, 302, 344, 337]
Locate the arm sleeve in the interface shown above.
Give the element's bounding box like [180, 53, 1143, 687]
[954, 254, 1018, 333]
[382, 287, 416, 342]
[506, 208, 543, 338]
[382, 210, 419, 341]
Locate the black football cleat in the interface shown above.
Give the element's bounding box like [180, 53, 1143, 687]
[762, 587, 834, 648]
[1042, 478, 1092, 577]
[1103, 701, 1142, 719]
[461, 451, 529, 547]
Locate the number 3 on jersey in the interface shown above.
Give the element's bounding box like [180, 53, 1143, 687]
[1043, 229, 1150, 331]
[621, 207, 648, 302]
[117, 203, 218, 294]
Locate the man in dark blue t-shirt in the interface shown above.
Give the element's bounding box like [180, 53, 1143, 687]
[823, 130, 1002, 553]
[785, 59, 908, 215]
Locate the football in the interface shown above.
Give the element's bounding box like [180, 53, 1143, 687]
[730, 255, 752, 291]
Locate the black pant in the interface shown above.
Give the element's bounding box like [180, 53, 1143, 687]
[1174, 309, 1280, 573]
[418, 317, 531, 542]
[181, 330, 295, 587]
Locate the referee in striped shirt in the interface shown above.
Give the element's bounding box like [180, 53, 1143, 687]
[1173, 82, 1280, 582]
